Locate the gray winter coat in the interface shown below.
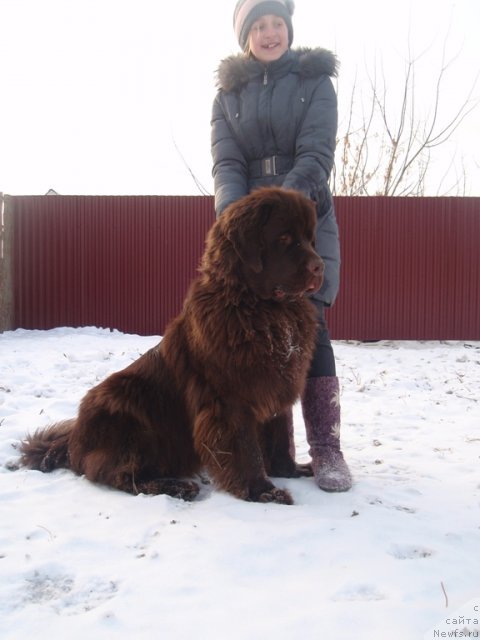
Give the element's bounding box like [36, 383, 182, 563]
[211, 47, 340, 306]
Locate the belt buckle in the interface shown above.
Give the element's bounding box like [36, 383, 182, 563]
[262, 155, 277, 176]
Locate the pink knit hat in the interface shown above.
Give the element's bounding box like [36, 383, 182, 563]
[233, 0, 295, 50]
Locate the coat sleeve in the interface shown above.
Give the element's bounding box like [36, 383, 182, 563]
[281, 75, 337, 201]
[210, 94, 249, 216]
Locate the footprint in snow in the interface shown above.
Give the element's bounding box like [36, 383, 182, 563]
[21, 569, 118, 615]
[388, 543, 434, 559]
[23, 571, 74, 605]
[332, 583, 386, 602]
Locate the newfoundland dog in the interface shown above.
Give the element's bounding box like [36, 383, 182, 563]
[20, 187, 324, 505]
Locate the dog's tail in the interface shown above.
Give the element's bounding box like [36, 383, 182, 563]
[19, 420, 75, 472]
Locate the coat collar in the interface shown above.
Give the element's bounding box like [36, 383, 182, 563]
[215, 47, 339, 93]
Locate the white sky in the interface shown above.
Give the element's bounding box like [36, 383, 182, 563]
[1, 0, 479, 196]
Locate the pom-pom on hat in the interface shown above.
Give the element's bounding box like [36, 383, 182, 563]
[233, 0, 295, 50]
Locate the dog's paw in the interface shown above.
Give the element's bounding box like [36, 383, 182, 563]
[136, 478, 200, 501]
[257, 487, 293, 505]
[269, 460, 313, 478]
[292, 462, 313, 477]
[242, 478, 293, 505]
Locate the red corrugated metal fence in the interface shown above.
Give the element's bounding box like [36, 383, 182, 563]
[3, 194, 480, 340]
[329, 196, 480, 340]
[7, 195, 214, 336]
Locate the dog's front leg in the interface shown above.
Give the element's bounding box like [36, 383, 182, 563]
[193, 403, 293, 505]
[260, 413, 313, 478]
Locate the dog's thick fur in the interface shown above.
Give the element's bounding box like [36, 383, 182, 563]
[20, 187, 324, 504]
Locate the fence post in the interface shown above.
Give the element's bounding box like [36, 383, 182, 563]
[0, 193, 14, 331]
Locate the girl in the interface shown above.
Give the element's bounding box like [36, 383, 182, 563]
[210, 0, 352, 491]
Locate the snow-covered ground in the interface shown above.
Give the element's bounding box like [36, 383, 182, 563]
[1, 327, 479, 640]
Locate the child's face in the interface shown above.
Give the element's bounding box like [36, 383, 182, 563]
[247, 14, 289, 64]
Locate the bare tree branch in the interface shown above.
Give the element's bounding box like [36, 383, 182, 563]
[333, 26, 480, 197]
[171, 136, 211, 196]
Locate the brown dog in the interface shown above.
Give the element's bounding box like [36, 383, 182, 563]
[20, 187, 324, 504]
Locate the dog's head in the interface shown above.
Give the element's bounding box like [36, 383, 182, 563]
[209, 187, 324, 300]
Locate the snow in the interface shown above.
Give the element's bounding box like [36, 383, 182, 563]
[1, 327, 479, 640]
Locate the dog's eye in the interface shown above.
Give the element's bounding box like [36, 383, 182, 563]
[278, 234, 293, 246]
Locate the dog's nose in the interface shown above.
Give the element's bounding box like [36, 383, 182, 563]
[308, 256, 324, 276]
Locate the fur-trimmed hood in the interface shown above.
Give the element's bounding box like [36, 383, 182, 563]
[215, 47, 339, 93]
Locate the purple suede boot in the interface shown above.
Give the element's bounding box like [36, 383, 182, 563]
[302, 376, 353, 492]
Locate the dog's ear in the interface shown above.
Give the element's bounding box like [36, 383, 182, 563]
[227, 225, 264, 273]
[224, 201, 271, 274]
